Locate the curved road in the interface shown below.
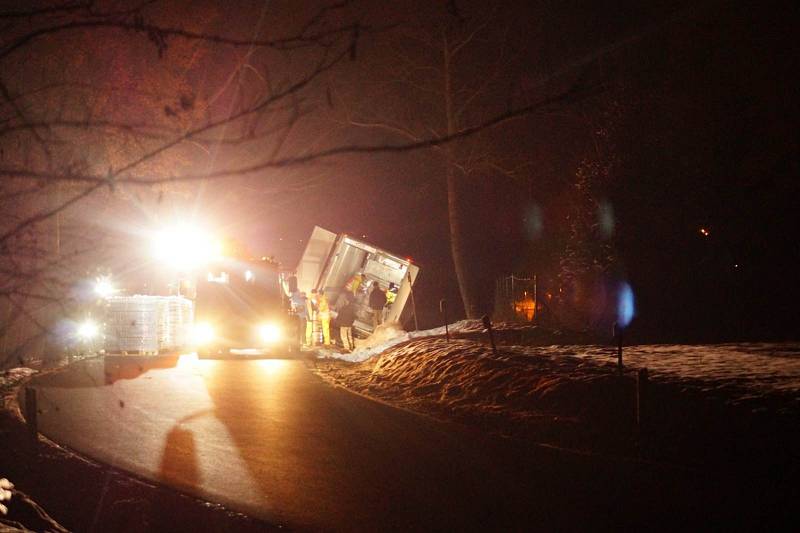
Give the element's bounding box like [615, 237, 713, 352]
[26, 355, 757, 531]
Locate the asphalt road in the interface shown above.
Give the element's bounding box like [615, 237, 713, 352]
[25, 355, 767, 531]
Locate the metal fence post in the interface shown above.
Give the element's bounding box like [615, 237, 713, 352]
[637, 367, 649, 456]
[407, 271, 418, 331]
[482, 315, 497, 355]
[636, 368, 648, 429]
[25, 387, 38, 442]
[614, 322, 624, 375]
[439, 299, 449, 342]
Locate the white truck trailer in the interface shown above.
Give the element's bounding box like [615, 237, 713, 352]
[295, 227, 420, 336]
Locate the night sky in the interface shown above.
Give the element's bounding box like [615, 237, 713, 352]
[239, 0, 800, 342]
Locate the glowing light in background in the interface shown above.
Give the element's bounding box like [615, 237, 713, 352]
[191, 322, 215, 345]
[94, 276, 115, 298]
[176, 353, 199, 370]
[151, 224, 221, 270]
[258, 323, 282, 344]
[524, 204, 543, 240]
[617, 282, 635, 328]
[598, 200, 615, 239]
[699, 227, 710, 237]
[77, 320, 99, 340]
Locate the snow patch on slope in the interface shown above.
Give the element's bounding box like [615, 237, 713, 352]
[0, 367, 37, 390]
[317, 319, 526, 362]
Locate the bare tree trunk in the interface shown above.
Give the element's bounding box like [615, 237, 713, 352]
[446, 162, 479, 318]
[443, 33, 479, 318]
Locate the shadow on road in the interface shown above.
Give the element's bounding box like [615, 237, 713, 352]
[190, 358, 562, 530]
[159, 425, 200, 491]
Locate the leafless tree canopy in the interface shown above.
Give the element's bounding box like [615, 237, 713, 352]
[0, 0, 370, 366]
[0, 1, 571, 364]
[1, 0, 731, 364]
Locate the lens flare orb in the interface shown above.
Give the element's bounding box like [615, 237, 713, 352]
[617, 282, 635, 328]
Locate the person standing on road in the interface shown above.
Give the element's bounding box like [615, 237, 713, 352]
[317, 289, 332, 346]
[291, 290, 308, 347]
[369, 282, 387, 329]
[336, 294, 357, 351]
[332, 291, 349, 342]
[306, 289, 318, 346]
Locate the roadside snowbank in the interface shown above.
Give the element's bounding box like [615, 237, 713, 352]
[316, 329, 800, 465]
[315, 321, 416, 362]
[315, 319, 589, 362]
[323, 337, 631, 427]
[320, 320, 800, 407]
[0, 368, 37, 401]
[1, 367, 37, 386]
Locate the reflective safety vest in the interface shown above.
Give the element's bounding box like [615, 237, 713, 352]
[345, 274, 362, 294]
[385, 289, 397, 306]
[317, 295, 330, 318]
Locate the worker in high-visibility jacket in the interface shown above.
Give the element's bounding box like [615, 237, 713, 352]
[305, 289, 317, 345]
[344, 272, 363, 296]
[317, 289, 332, 345]
[385, 282, 397, 305]
[383, 282, 398, 322]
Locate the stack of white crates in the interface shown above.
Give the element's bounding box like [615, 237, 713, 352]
[158, 296, 193, 351]
[105, 295, 193, 355]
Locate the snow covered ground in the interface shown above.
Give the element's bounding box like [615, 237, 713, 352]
[317, 319, 591, 362]
[318, 320, 800, 407]
[567, 342, 800, 397]
[0, 368, 37, 400]
[0, 367, 37, 387]
[315, 320, 800, 464]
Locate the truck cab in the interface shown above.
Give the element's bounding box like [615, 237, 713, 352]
[192, 258, 295, 356]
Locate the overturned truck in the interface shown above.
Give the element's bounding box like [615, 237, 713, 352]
[295, 227, 420, 337]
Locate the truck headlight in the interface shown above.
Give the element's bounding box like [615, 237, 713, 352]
[77, 320, 99, 340]
[191, 323, 215, 345]
[258, 323, 281, 344]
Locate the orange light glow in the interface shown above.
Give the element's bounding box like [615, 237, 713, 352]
[514, 297, 536, 321]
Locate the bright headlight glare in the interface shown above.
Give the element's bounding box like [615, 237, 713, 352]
[94, 277, 115, 298]
[191, 323, 215, 345]
[151, 225, 219, 270]
[77, 320, 99, 340]
[259, 323, 281, 343]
